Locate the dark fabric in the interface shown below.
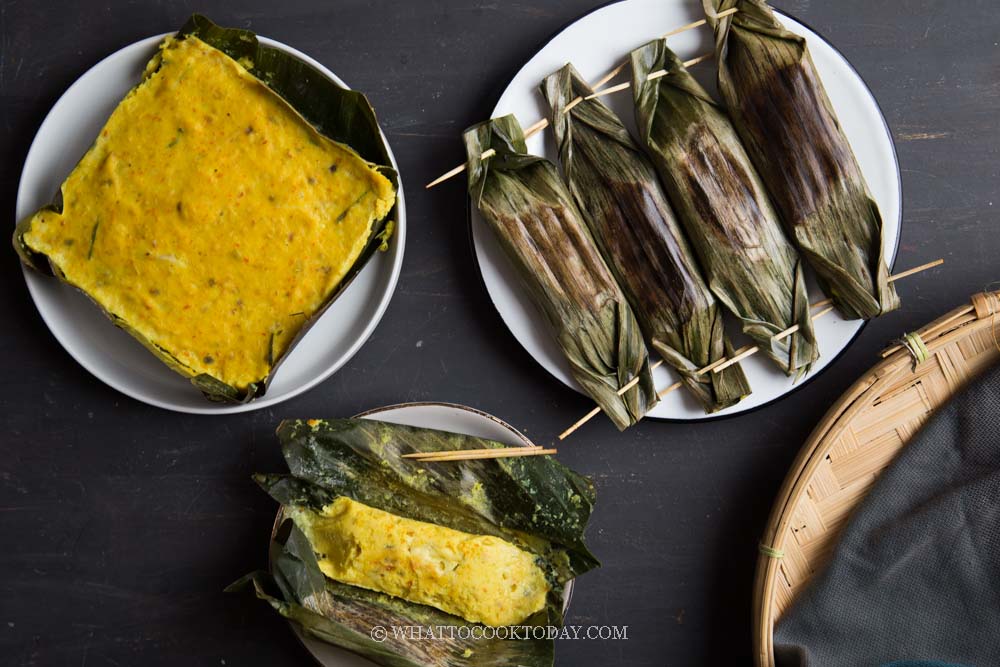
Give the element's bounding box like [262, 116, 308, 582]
[774, 362, 1000, 667]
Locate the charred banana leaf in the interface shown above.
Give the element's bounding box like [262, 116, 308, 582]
[631, 40, 818, 377]
[465, 115, 658, 428]
[540, 64, 750, 413]
[704, 0, 898, 320]
[230, 418, 599, 667]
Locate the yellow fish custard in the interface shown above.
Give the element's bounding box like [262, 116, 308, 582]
[287, 497, 551, 626]
[17, 35, 395, 399]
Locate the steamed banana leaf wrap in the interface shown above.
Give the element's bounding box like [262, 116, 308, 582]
[704, 0, 898, 320]
[13, 15, 398, 403]
[230, 418, 599, 667]
[465, 115, 658, 428]
[630, 40, 818, 377]
[539, 64, 750, 413]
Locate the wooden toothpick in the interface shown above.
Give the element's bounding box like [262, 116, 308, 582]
[403, 447, 558, 462]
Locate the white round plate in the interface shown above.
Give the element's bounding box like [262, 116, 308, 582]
[285, 402, 572, 666]
[15, 33, 406, 414]
[470, 0, 901, 421]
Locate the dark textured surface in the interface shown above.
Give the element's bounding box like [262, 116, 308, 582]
[0, 1, 996, 665]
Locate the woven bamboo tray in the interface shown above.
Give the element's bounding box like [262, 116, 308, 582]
[753, 290, 1000, 667]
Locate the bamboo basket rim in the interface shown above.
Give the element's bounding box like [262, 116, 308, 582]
[753, 290, 1000, 667]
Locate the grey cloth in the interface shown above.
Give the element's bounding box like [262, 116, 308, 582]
[774, 362, 1000, 667]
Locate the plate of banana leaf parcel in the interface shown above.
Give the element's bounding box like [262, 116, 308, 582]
[231, 402, 598, 667]
[14, 16, 404, 414]
[467, 0, 903, 427]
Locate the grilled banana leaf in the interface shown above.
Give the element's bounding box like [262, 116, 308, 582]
[704, 0, 898, 320]
[631, 40, 818, 377]
[231, 418, 599, 667]
[465, 115, 658, 428]
[540, 64, 750, 413]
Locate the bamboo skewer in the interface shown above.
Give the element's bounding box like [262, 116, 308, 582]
[427, 54, 710, 188]
[559, 406, 603, 439]
[426, 52, 711, 189]
[424, 6, 739, 189]
[521, 118, 549, 137]
[558, 260, 945, 440]
[584, 53, 715, 101]
[614, 329, 765, 400]
[557, 347, 754, 441]
[876, 259, 959, 357]
[403, 447, 558, 462]
[662, 13, 723, 38]
[584, 81, 631, 100]
[709, 305, 835, 375]
[591, 62, 629, 91]
[558, 302, 831, 440]
[585, 8, 734, 89]
[882, 258, 944, 283]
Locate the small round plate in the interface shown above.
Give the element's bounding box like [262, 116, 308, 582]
[15, 33, 406, 414]
[280, 402, 572, 666]
[470, 0, 901, 421]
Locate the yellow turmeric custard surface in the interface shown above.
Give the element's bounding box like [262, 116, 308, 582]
[287, 498, 551, 626]
[21, 36, 395, 392]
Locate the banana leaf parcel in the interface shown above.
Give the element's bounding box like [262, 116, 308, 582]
[13, 15, 398, 403]
[465, 115, 658, 428]
[230, 418, 600, 667]
[704, 0, 898, 320]
[631, 40, 818, 377]
[539, 64, 750, 413]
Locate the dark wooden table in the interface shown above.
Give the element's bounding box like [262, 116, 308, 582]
[1, 1, 996, 664]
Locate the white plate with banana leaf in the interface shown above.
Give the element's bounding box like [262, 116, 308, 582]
[15, 27, 405, 414]
[470, 0, 900, 422]
[272, 402, 575, 666]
